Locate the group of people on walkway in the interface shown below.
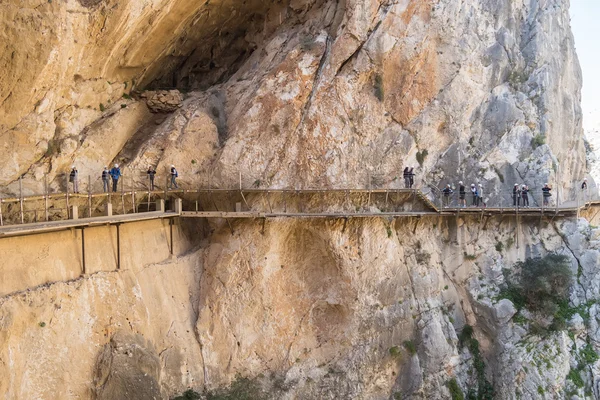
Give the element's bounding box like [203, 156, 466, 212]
[439, 181, 557, 208]
[69, 164, 179, 193]
[442, 182, 486, 208]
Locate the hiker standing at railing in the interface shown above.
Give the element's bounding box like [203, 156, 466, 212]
[542, 183, 552, 206]
[521, 184, 529, 207]
[147, 166, 156, 190]
[102, 166, 110, 193]
[442, 184, 453, 208]
[477, 183, 485, 207]
[513, 184, 519, 207]
[470, 184, 477, 206]
[458, 181, 466, 208]
[170, 165, 179, 189]
[408, 167, 415, 188]
[403, 167, 410, 188]
[109, 164, 121, 192]
[69, 166, 79, 193]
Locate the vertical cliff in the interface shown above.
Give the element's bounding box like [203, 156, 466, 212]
[0, 0, 595, 399]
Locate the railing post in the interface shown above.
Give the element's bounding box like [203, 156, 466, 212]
[65, 173, 70, 220]
[121, 172, 125, 215]
[19, 176, 24, 224]
[44, 174, 49, 221]
[88, 175, 92, 218]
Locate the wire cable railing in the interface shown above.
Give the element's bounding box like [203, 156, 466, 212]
[0, 171, 596, 228]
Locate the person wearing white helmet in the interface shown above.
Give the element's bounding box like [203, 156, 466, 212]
[521, 184, 529, 207]
[169, 164, 179, 189]
[147, 165, 157, 191]
[101, 166, 110, 193]
[542, 183, 552, 207]
[458, 181, 466, 208]
[69, 165, 79, 193]
[109, 163, 121, 192]
[477, 183, 485, 207]
[513, 183, 519, 207]
[470, 183, 477, 206]
[442, 184, 453, 207]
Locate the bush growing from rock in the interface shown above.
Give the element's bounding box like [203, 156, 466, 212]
[500, 254, 571, 314]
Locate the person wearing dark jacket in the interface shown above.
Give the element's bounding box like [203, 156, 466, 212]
[101, 167, 110, 193]
[147, 166, 156, 190]
[542, 183, 552, 206]
[513, 184, 519, 206]
[408, 167, 415, 188]
[69, 166, 79, 193]
[470, 184, 477, 206]
[442, 184, 453, 207]
[109, 164, 121, 192]
[169, 164, 179, 189]
[521, 184, 529, 207]
[582, 178, 589, 203]
[403, 167, 410, 188]
[458, 181, 466, 208]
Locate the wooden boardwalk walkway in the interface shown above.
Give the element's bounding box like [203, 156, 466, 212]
[0, 187, 597, 239]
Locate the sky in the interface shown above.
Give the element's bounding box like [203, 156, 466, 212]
[570, 0, 600, 136]
[570, 0, 600, 179]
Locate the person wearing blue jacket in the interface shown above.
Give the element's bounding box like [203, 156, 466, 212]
[109, 164, 121, 192]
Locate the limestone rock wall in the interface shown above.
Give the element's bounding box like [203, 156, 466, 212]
[0, 0, 595, 399]
[1, 0, 587, 203]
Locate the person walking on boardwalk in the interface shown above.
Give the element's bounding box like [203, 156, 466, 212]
[470, 184, 477, 206]
[458, 181, 466, 208]
[542, 183, 552, 206]
[408, 166, 415, 188]
[169, 164, 179, 189]
[109, 164, 121, 192]
[513, 184, 519, 207]
[69, 166, 79, 193]
[101, 166, 110, 193]
[521, 184, 529, 207]
[147, 166, 156, 190]
[582, 178, 588, 203]
[442, 184, 453, 208]
[478, 183, 485, 207]
[403, 167, 410, 188]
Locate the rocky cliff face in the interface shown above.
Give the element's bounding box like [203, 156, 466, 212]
[0, 0, 596, 399]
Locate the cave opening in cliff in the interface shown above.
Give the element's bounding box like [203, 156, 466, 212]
[141, 1, 292, 92]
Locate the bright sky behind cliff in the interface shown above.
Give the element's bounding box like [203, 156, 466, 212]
[570, 0, 600, 135]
